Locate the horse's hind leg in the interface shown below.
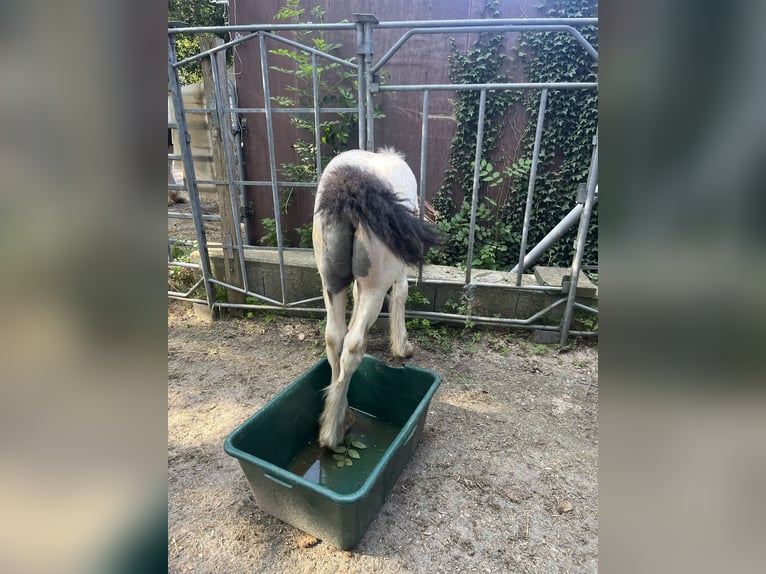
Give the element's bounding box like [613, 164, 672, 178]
[321, 286, 348, 387]
[389, 270, 413, 359]
[319, 284, 387, 448]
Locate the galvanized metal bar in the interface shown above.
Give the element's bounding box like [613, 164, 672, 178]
[372, 25, 596, 73]
[224, 107, 358, 114]
[464, 90, 487, 285]
[285, 295, 325, 307]
[560, 132, 598, 346]
[262, 31, 358, 70]
[168, 296, 209, 305]
[402, 298, 568, 326]
[195, 179, 317, 187]
[364, 20, 376, 150]
[516, 88, 548, 286]
[173, 32, 258, 69]
[173, 27, 359, 70]
[312, 54, 322, 180]
[168, 35, 217, 311]
[169, 18, 596, 36]
[355, 21, 366, 149]
[511, 203, 583, 273]
[573, 301, 598, 315]
[419, 279, 562, 292]
[417, 89, 431, 284]
[375, 18, 598, 29]
[170, 23, 357, 35]
[173, 21, 596, 70]
[567, 26, 599, 61]
[167, 212, 221, 222]
[168, 277, 205, 299]
[259, 33, 288, 304]
[168, 237, 197, 247]
[168, 157, 208, 171]
[209, 299, 599, 336]
[236, 245, 313, 253]
[176, 108, 215, 114]
[207, 278, 283, 306]
[168, 261, 201, 270]
[419, 89, 430, 222]
[377, 82, 597, 92]
[227, 78, 248, 214]
[210, 53, 250, 295]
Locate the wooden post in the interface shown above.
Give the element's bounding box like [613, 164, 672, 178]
[199, 36, 246, 312]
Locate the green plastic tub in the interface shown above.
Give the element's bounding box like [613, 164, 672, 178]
[224, 354, 441, 549]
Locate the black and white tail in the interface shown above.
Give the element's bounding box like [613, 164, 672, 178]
[316, 164, 442, 266]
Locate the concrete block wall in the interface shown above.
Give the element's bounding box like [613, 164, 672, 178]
[205, 248, 598, 328]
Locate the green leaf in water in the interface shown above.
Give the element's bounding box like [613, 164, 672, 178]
[345, 458, 353, 466]
[332, 454, 345, 461]
[331, 446, 347, 454]
[351, 440, 367, 449]
[347, 449, 360, 459]
[336, 460, 345, 467]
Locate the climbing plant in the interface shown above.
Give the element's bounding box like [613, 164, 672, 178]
[263, 0, 368, 246]
[168, 0, 229, 85]
[429, 0, 598, 270]
[429, 0, 522, 269]
[503, 0, 599, 268]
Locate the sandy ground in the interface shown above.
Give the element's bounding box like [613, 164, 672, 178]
[168, 298, 598, 573]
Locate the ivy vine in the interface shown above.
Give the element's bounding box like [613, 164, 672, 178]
[507, 0, 598, 268]
[429, 0, 598, 271]
[430, 0, 521, 269]
[260, 0, 385, 248]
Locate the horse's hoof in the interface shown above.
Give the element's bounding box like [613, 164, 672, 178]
[393, 341, 413, 360]
[319, 431, 341, 449]
[344, 407, 356, 432]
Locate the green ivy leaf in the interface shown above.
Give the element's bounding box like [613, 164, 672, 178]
[351, 440, 367, 449]
[347, 449, 360, 459]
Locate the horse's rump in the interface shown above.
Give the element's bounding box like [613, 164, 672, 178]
[315, 164, 441, 270]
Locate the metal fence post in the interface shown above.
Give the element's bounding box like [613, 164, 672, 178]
[419, 89, 430, 222]
[259, 32, 288, 304]
[168, 34, 218, 315]
[353, 15, 368, 150]
[353, 14, 378, 151]
[560, 130, 598, 346]
[364, 17, 378, 152]
[207, 44, 248, 306]
[465, 89, 487, 285]
[516, 88, 548, 286]
[311, 54, 323, 179]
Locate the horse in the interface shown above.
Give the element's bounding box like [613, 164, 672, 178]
[312, 148, 442, 448]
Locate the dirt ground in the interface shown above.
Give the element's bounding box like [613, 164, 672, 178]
[168, 298, 598, 573]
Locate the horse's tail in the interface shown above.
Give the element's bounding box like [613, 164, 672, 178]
[316, 165, 442, 266]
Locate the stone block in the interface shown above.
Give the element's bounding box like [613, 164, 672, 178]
[532, 329, 560, 344]
[534, 266, 598, 297]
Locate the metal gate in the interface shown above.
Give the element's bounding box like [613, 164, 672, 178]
[167, 15, 598, 345]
